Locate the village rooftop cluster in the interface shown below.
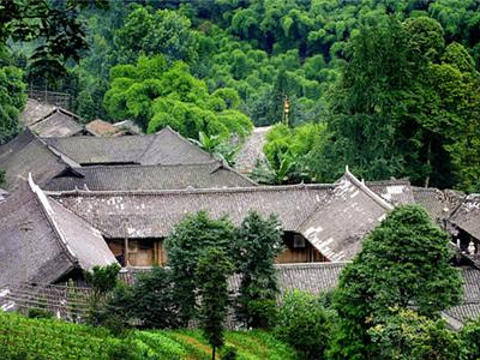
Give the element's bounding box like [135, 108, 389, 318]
[1, 99, 480, 329]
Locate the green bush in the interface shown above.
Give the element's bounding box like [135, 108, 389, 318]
[221, 345, 237, 360]
[460, 317, 480, 360]
[27, 308, 53, 319]
[275, 290, 333, 360]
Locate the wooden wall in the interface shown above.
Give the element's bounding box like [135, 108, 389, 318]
[107, 232, 326, 267]
[275, 232, 328, 263]
[107, 238, 165, 267]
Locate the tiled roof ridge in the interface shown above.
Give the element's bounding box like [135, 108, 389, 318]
[274, 261, 351, 269]
[344, 167, 394, 211]
[47, 133, 156, 143]
[162, 125, 216, 160]
[28, 174, 79, 269]
[46, 182, 334, 197]
[137, 126, 214, 164]
[55, 107, 81, 120]
[137, 130, 164, 162]
[73, 160, 221, 171]
[366, 179, 411, 186]
[29, 107, 81, 128]
[210, 161, 258, 186]
[412, 186, 442, 193]
[32, 130, 81, 171]
[27, 107, 58, 126]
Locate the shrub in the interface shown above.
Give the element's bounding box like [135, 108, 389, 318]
[275, 290, 333, 360]
[131, 267, 181, 329]
[84, 263, 121, 326]
[220, 345, 237, 360]
[460, 317, 480, 360]
[27, 308, 53, 319]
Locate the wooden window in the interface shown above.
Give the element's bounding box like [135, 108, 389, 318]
[293, 234, 306, 248]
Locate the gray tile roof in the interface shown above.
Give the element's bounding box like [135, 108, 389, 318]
[0, 177, 117, 287]
[85, 119, 124, 137]
[413, 187, 465, 224]
[51, 184, 333, 239]
[367, 180, 415, 206]
[234, 126, 271, 173]
[20, 99, 56, 126]
[139, 126, 214, 165]
[30, 108, 84, 138]
[275, 262, 346, 297]
[44, 162, 256, 192]
[443, 267, 480, 328]
[448, 194, 480, 241]
[0, 130, 70, 191]
[50, 170, 392, 261]
[300, 172, 393, 261]
[46, 126, 214, 165]
[46, 134, 151, 165]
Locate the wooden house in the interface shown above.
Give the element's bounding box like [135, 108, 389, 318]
[0, 175, 117, 287]
[50, 169, 394, 267]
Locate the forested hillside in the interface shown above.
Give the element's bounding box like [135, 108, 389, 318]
[4, 0, 480, 191]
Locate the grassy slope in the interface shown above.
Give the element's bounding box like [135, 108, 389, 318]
[0, 312, 297, 360]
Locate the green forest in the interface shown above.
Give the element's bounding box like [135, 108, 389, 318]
[2, 0, 480, 190]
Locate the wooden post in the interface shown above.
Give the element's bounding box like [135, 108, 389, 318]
[282, 96, 290, 126]
[20, 221, 33, 283]
[124, 223, 130, 268]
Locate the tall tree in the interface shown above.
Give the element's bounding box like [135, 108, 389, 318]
[114, 6, 200, 64]
[196, 248, 234, 360]
[329, 205, 463, 359]
[164, 211, 234, 326]
[328, 15, 413, 181]
[231, 211, 284, 329]
[104, 54, 252, 140]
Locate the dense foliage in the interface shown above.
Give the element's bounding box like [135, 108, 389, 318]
[164, 211, 234, 326]
[231, 211, 284, 328]
[84, 263, 120, 326]
[369, 309, 464, 360]
[104, 54, 252, 140]
[164, 211, 284, 332]
[275, 290, 333, 359]
[130, 267, 181, 330]
[329, 205, 463, 359]
[0, 64, 26, 144]
[5, 0, 480, 190]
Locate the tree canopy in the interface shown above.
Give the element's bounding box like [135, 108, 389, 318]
[8, 0, 480, 191]
[330, 205, 463, 359]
